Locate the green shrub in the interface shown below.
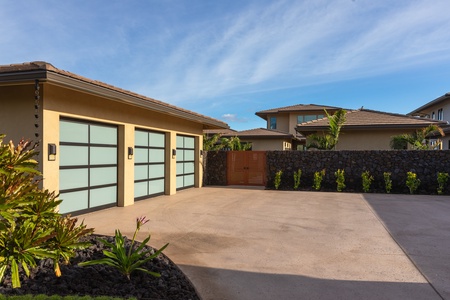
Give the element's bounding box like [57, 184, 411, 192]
[334, 169, 346, 192]
[406, 171, 420, 194]
[361, 171, 374, 193]
[274, 170, 282, 190]
[0, 134, 93, 288]
[313, 169, 325, 191]
[383, 172, 392, 194]
[79, 216, 168, 280]
[437, 172, 449, 195]
[293, 169, 302, 190]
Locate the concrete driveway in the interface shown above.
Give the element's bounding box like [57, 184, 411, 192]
[78, 187, 449, 300]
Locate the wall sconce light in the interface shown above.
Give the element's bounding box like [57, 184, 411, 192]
[48, 144, 57, 161]
[200, 150, 204, 157]
[172, 149, 176, 157]
[128, 147, 133, 160]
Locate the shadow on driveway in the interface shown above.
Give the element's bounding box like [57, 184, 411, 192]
[363, 194, 450, 300]
[179, 265, 439, 300]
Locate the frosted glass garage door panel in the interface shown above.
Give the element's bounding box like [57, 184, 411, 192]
[134, 182, 148, 198]
[176, 176, 184, 189]
[184, 174, 195, 186]
[176, 150, 184, 162]
[185, 150, 195, 161]
[135, 148, 148, 164]
[60, 121, 88, 143]
[149, 133, 165, 147]
[184, 137, 195, 148]
[149, 179, 164, 194]
[149, 164, 165, 179]
[90, 167, 117, 186]
[90, 187, 117, 207]
[135, 165, 148, 181]
[60, 146, 88, 166]
[59, 191, 89, 214]
[59, 169, 88, 190]
[135, 131, 148, 147]
[184, 162, 195, 174]
[90, 147, 117, 165]
[176, 163, 184, 175]
[176, 136, 184, 147]
[90, 125, 117, 144]
[149, 149, 165, 163]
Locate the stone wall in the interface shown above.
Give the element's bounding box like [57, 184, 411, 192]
[266, 150, 450, 194]
[203, 151, 227, 186]
[205, 150, 450, 194]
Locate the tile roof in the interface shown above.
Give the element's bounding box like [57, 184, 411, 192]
[296, 108, 448, 131]
[0, 61, 229, 129]
[408, 92, 450, 116]
[222, 128, 302, 140]
[255, 104, 343, 120]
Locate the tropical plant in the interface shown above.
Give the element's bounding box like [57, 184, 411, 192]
[313, 169, 326, 191]
[220, 136, 252, 151]
[383, 172, 392, 194]
[390, 125, 445, 150]
[293, 169, 302, 190]
[79, 216, 169, 280]
[307, 109, 346, 150]
[361, 171, 374, 193]
[335, 169, 346, 192]
[437, 172, 449, 195]
[274, 170, 282, 190]
[0, 134, 93, 288]
[406, 172, 420, 194]
[203, 133, 224, 151]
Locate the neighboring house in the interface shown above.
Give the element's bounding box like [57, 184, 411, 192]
[221, 128, 300, 151]
[0, 61, 228, 215]
[408, 92, 450, 149]
[296, 108, 447, 150]
[255, 104, 343, 150]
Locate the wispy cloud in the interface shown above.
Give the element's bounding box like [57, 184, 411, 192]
[134, 0, 450, 103]
[221, 113, 248, 123]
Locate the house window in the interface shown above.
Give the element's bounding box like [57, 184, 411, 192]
[270, 117, 277, 129]
[438, 109, 444, 120]
[432, 112, 435, 119]
[297, 114, 325, 124]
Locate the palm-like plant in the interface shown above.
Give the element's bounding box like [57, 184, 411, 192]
[307, 109, 347, 150]
[203, 134, 224, 151]
[390, 125, 445, 150]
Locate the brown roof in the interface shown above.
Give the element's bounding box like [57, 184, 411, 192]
[222, 128, 302, 140]
[0, 61, 229, 130]
[408, 92, 450, 116]
[203, 128, 237, 135]
[255, 104, 343, 120]
[296, 109, 448, 132]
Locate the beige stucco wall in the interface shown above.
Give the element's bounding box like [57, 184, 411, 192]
[34, 82, 205, 208]
[240, 138, 291, 151]
[335, 129, 416, 150]
[266, 113, 290, 133]
[417, 98, 450, 122]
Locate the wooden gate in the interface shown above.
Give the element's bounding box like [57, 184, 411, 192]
[227, 151, 266, 186]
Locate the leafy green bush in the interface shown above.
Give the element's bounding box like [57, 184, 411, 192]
[293, 169, 302, 190]
[334, 169, 346, 192]
[406, 171, 420, 194]
[437, 172, 449, 195]
[361, 171, 374, 193]
[274, 170, 282, 190]
[313, 169, 325, 191]
[383, 172, 392, 193]
[0, 134, 93, 288]
[79, 216, 168, 280]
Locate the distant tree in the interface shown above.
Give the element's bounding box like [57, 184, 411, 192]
[307, 109, 347, 150]
[390, 125, 445, 150]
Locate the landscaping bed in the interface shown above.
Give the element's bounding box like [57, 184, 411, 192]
[0, 235, 199, 300]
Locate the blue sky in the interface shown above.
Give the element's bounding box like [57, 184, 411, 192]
[1, 0, 450, 130]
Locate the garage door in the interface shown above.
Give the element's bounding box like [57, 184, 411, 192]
[176, 135, 195, 190]
[134, 129, 165, 199]
[59, 119, 118, 214]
